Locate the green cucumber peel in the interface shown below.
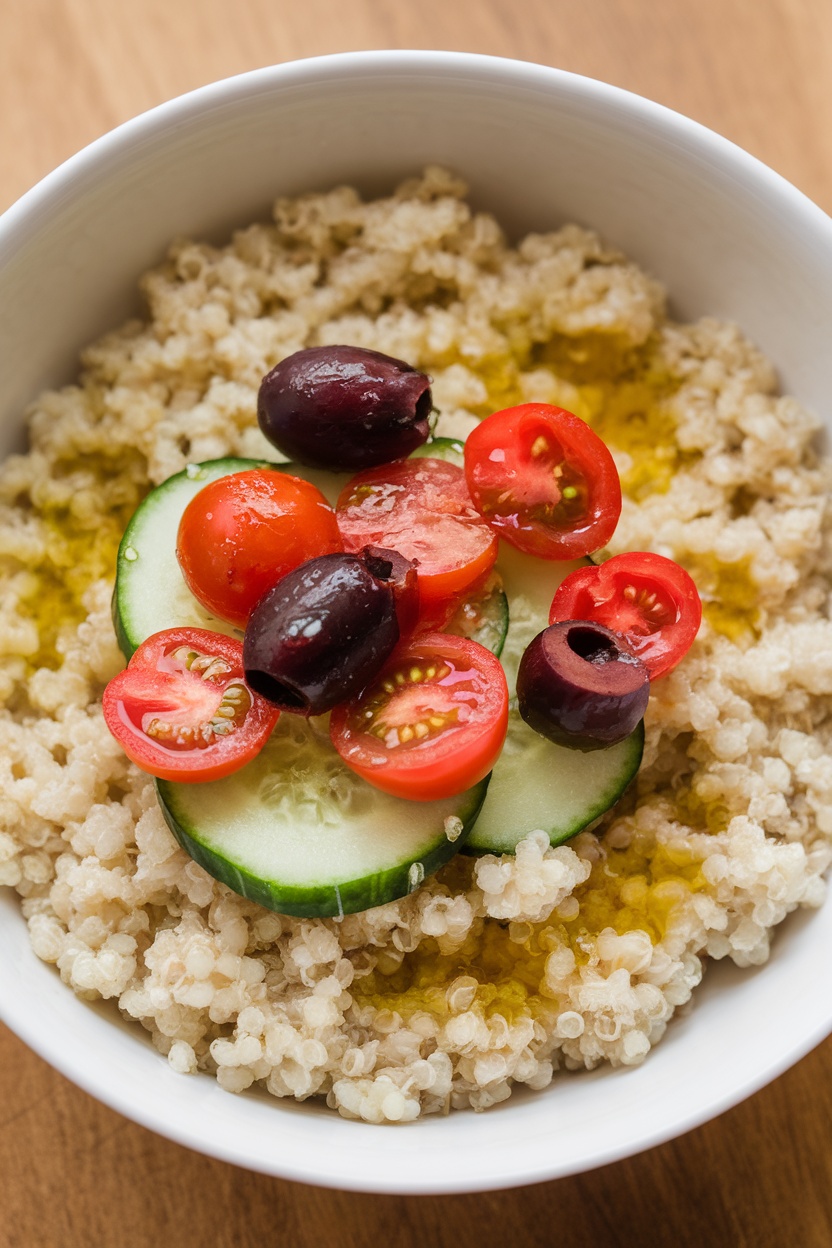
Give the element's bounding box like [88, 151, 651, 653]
[156, 716, 489, 918]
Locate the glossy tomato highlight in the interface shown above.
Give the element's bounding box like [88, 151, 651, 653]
[549, 552, 702, 679]
[464, 403, 622, 559]
[330, 633, 508, 801]
[335, 458, 498, 612]
[176, 469, 341, 628]
[102, 628, 279, 781]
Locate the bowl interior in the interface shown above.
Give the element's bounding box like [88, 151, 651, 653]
[1, 52, 831, 1193]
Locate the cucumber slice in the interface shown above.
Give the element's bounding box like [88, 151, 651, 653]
[156, 715, 488, 917]
[464, 542, 643, 853]
[491, 544, 590, 692]
[410, 436, 465, 468]
[113, 456, 352, 658]
[464, 717, 643, 854]
[443, 574, 508, 658]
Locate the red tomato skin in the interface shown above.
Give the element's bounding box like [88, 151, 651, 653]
[335, 458, 498, 612]
[103, 628, 279, 782]
[464, 403, 622, 559]
[176, 470, 341, 628]
[329, 633, 508, 802]
[549, 552, 702, 679]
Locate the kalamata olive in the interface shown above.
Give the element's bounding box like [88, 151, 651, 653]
[517, 621, 649, 751]
[243, 548, 417, 715]
[257, 345, 432, 471]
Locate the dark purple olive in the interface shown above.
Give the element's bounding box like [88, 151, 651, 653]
[517, 621, 649, 752]
[257, 345, 432, 471]
[243, 548, 417, 715]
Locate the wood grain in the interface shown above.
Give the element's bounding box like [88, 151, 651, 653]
[2, 2, 832, 1245]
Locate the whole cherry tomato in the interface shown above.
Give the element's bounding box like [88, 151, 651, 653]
[176, 469, 341, 628]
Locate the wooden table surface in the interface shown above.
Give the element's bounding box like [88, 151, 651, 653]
[2, 3, 832, 1245]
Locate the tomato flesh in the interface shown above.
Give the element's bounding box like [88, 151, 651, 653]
[103, 628, 280, 781]
[464, 403, 622, 559]
[549, 552, 702, 679]
[330, 633, 508, 801]
[176, 469, 341, 628]
[335, 458, 498, 612]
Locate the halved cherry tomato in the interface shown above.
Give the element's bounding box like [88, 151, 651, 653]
[464, 403, 622, 559]
[335, 458, 498, 612]
[329, 633, 508, 802]
[176, 469, 341, 628]
[549, 552, 702, 679]
[102, 628, 280, 781]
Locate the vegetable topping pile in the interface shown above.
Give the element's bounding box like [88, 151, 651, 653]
[102, 344, 703, 909]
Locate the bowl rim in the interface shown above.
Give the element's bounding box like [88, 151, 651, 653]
[3, 49, 831, 250]
[2, 49, 832, 1194]
[4, 925, 832, 1193]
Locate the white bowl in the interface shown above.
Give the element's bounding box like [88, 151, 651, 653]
[1, 51, 831, 1194]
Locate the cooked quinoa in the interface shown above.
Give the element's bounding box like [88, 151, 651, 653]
[1, 166, 831, 1122]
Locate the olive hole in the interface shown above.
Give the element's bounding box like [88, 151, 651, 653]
[246, 669, 308, 711]
[415, 387, 433, 423]
[364, 553, 394, 581]
[566, 625, 616, 665]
